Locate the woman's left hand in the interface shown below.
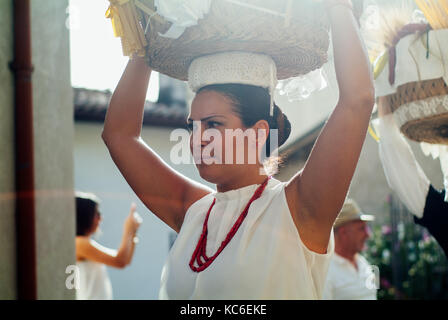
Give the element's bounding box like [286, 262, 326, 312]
[124, 203, 143, 235]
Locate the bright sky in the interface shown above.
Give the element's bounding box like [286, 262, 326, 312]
[68, 0, 159, 102]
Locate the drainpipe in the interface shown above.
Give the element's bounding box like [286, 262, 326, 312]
[10, 0, 37, 300]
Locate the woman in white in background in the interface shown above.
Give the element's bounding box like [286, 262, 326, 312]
[75, 192, 142, 300]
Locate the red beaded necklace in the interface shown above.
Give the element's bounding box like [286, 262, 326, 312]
[189, 176, 271, 272]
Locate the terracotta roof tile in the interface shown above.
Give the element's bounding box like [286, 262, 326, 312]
[73, 87, 188, 128]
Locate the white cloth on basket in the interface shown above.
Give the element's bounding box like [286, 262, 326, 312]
[154, 1, 328, 103]
[154, 0, 212, 39]
[159, 178, 334, 300]
[372, 115, 430, 218]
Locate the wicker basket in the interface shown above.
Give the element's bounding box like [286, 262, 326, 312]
[384, 78, 448, 145]
[140, 0, 330, 81]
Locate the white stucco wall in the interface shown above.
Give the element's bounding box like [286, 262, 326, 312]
[32, 0, 76, 299]
[350, 132, 444, 220]
[0, 0, 76, 300]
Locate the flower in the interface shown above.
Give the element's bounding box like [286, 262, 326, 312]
[381, 225, 392, 235]
[381, 278, 391, 289]
[422, 229, 431, 243]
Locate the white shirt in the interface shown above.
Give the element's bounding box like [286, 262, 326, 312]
[323, 253, 377, 300]
[159, 178, 335, 300]
[76, 260, 113, 300]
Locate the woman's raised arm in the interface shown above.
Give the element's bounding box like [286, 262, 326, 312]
[285, 1, 375, 253]
[102, 57, 211, 232]
[76, 204, 141, 268]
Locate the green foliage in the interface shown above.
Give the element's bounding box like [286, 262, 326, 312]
[364, 222, 448, 299]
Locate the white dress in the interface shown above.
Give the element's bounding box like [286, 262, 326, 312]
[76, 260, 113, 300]
[159, 178, 334, 300]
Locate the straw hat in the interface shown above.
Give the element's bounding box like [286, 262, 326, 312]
[187, 51, 279, 115]
[334, 199, 375, 229]
[143, 0, 330, 81]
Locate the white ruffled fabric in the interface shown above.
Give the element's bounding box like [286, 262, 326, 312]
[373, 115, 430, 218]
[277, 68, 328, 101]
[154, 0, 211, 39]
[420, 142, 448, 202]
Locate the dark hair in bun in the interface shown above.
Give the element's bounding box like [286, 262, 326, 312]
[75, 192, 100, 236]
[197, 84, 291, 160]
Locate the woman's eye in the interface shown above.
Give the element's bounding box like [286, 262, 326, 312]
[187, 122, 201, 133]
[207, 121, 221, 129]
[187, 120, 221, 132]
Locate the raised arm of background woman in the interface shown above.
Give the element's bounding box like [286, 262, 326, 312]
[285, 0, 375, 254]
[76, 203, 141, 268]
[102, 58, 211, 233]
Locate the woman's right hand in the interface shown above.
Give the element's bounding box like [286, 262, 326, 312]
[124, 203, 142, 235]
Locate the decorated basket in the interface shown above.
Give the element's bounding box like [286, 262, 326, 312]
[107, 0, 333, 81]
[383, 78, 448, 144]
[369, 0, 448, 145]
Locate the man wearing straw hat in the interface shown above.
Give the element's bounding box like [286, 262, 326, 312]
[323, 198, 377, 300]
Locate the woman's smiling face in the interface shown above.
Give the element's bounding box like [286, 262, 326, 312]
[188, 90, 265, 184]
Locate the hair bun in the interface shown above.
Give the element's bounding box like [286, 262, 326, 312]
[272, 104, 291, 147]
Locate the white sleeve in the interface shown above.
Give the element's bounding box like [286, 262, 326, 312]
[372, 115, 430, 218]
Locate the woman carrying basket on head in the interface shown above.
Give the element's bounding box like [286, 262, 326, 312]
[102, 0, 374, 299]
